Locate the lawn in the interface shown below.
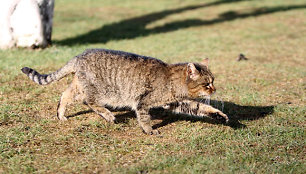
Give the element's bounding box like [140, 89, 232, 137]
[0, 0, 305, 173]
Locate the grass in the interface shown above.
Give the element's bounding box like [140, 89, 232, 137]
[0, 0, 305, 173]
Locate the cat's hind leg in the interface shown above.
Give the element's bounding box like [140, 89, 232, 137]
[57, 76, 79, 121]
[87, 104, 116, 123]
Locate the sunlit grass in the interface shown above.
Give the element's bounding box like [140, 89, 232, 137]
[0, 0, 305, 173]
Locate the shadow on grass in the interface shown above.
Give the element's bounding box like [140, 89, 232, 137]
[55, 0, 306, 45]
[150, 100, 274, 129]
[67, 100, 274, 130]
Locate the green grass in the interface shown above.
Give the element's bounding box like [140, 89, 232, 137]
[0, 0, 305, 173]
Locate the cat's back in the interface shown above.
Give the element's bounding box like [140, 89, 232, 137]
[74, 49, 170, 108]
[78, 48, 169, 82]
[77, 48, 166, 68]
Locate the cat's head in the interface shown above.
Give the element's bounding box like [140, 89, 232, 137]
[186, 58, 216, 98]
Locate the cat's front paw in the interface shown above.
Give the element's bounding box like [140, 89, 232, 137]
[218, 111, 229, 123]
[142, 127, 160, 135]
[210, 111, 229, 123]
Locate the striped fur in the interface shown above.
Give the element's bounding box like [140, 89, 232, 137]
[164, 100, 229, 122]
[21, 48, 228, 135]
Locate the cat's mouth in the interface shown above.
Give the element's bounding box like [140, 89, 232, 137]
[199, 94, 211, 99]
[199, 92, 213, 98]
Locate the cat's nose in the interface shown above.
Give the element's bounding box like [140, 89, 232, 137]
[210, 84, 216, 93]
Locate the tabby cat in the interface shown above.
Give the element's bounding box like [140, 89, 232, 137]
[22, 49, 228, 135]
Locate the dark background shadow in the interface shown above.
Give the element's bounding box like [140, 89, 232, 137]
[67, 100, 274, 130]
[55, 0, 306, 45]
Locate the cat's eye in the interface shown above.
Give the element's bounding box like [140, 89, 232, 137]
[203, 83, 210, 87]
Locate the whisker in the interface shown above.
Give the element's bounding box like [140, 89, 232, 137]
[214, 96, 225, 112]
[205, 96, 211, 105]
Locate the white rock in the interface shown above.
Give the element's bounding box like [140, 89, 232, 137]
[0, 0, 54, 49]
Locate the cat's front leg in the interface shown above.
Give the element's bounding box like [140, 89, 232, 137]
[200, 104, 229, 123]
[165, 100, 229, 123]
[136, 108, 160, 135]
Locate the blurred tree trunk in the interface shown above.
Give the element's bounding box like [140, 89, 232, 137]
[0, 0, 54, 49]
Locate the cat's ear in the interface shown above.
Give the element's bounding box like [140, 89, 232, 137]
[187, 63, 200, 80]
[201, 58, 209, 67]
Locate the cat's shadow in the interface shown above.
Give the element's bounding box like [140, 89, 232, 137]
[151, 100, 274, 129]
[67, 100, 274, 129]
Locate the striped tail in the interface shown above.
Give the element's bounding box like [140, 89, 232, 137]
[21, 58, 77, 85]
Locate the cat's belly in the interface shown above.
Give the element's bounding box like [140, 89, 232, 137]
[96, 93, 138, 110]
